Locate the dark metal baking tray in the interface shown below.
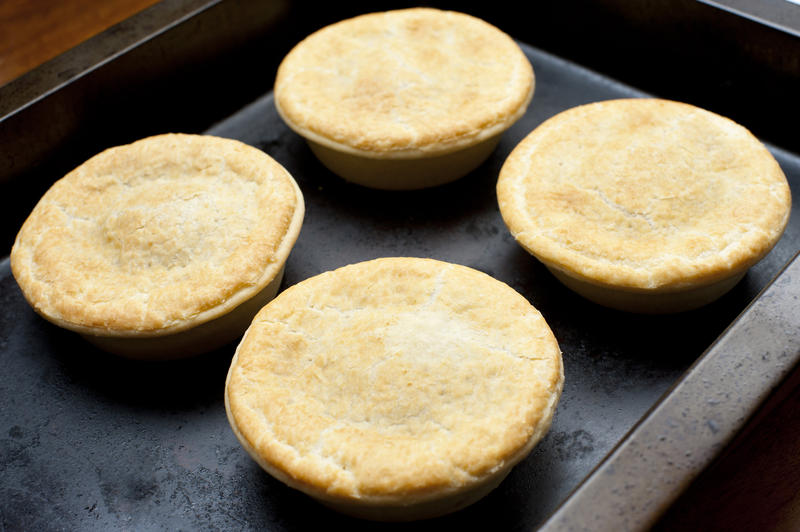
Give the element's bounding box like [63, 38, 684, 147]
[1, 1, 798, 530]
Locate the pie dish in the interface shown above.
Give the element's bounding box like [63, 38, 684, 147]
[274, 8, 534, 190]
[225, 257, 563, 520]
[10, 133, 305, 358]
[497, 98, 792, 313]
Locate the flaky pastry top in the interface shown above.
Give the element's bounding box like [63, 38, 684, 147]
[497, 99, 791, 291]
[11, 134, 303, 335]
[274, 8, 534, 158]
[225, 257, 562, 503]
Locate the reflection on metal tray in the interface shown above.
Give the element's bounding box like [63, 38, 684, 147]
[0, 1, 798, 530]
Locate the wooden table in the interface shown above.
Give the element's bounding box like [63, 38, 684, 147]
[0, 0, 159, 87]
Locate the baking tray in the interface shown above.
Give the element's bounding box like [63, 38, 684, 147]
[1, 1, 798, 530]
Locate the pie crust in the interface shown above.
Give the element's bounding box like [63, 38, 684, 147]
[274, 8, 534, 189]
[10, 133, 305, 358]
[497, 99, 791, 313]
[225, 257, 563, 520]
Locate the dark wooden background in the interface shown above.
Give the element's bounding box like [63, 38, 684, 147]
[0, 0, 159, 87]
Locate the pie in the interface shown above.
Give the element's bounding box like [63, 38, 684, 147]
[497, 98, 791, 312]
[225, 257, 563, 519]
[274, 8, 534, 190]
[10, 133, 305, 357]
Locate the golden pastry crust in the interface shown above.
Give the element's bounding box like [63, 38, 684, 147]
[274, 8, 534, 158]
[497, 99, 791, 292]
[10, 134, 304, 336]
[225, 257, 562, 511]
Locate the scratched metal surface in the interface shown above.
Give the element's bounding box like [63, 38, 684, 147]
[1, 24, 799, 532]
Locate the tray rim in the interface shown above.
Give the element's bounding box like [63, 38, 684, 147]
[698, 0, 800, 38]
[539, 250, 800, 530]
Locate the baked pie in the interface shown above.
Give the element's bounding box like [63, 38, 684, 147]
[497, 99, 791, 312]
[225, 257, 563, 520]
[274, 8, 534, 190]
[11, 133, 304, 358]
